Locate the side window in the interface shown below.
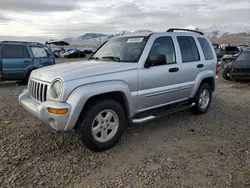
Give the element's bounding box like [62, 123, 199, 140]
[148, 36, 176, 66]
[31, 47, 48, 58]
[198, 38, 214, 60]
[2, 45, 30, 59]
[177, 36, 200, 63]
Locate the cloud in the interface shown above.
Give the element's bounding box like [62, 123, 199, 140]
[0, 14, 13, 24]
[0, 0, 81, 12]
[0, 0, 250, 39]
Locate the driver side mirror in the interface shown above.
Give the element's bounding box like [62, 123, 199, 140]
[144, 54, 167, 68]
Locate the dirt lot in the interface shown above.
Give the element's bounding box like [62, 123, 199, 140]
[1, 60, 250, 188]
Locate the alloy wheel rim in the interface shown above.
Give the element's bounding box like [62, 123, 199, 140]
[91, 110, 119, 143]
[199, 89, 210, 109]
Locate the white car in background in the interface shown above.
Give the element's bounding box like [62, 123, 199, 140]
[60, 48, 77, 58]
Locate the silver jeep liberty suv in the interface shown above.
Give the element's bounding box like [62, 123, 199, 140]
[19, 28, 219, 152]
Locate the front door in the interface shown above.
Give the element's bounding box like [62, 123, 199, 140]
[30, 46, 53, 67]
[137, 36, 182, 111]
[2, 45, 32, 80]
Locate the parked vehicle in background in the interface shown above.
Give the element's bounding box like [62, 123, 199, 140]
[214, 48, 225, 59]
[19, 28, 218, 152]
[65, 49, 86, 58]
[59, 48, 77, 57]
[219, 44, 230, 50]
[218, 46, 240, 69]
[244, 47, 250, 51]
[212, 43, 219, 49]
[223, 50, 250, 80]
[237, 44, 248, 51]
[0, 41, 55, 83]
[45, 41, 70, 58]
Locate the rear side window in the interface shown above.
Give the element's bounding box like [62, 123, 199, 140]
[177, 36, 200, 63]
[31, 47, 48, 58]
[198, 38, 214, 60]
[2, 45, 30, 58]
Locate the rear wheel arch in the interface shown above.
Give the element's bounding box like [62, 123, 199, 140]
[200, 77, 215, 92]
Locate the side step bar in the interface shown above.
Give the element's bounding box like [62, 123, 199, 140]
[132, 103, 195, 124]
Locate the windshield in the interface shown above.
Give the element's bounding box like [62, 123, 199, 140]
[236, 51, 250, 61]
[90, 36, 148, 63]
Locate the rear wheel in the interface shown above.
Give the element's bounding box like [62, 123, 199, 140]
[191, 83, 212, 115]
[79, 99, 126, 152]
[19, 71, 32, 85]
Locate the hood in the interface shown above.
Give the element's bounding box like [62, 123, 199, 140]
[31, 60, 138, 82]
[230, 60, 250, 69]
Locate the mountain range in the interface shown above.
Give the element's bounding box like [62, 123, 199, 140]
[64, 24, 250, 47]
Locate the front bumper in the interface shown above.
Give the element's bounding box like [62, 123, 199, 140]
[19, 89, 72, 131]
[230, 73, 250, 80]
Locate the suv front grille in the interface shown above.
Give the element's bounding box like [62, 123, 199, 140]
[29, 79, 48, 102]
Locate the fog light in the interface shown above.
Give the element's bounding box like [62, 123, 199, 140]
[47, 107, 68, 114]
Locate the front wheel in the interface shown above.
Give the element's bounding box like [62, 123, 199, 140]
[223, 66, 230, 80]
[191, 83, 212, 115]
[79, 100, 126, 152]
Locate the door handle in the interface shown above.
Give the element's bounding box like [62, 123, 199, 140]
[197, 64, 204, 68]
[24, 60, 31, 64]
[169, 67, 179, 72]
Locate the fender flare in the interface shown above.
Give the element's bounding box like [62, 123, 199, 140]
[64, 80, 137, 131]
[190, 70, 216, 98]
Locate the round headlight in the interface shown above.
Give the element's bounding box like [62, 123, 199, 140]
[51, 80, 62, 98]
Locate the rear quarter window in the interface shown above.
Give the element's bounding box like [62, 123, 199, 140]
[198, 38, 214, 60]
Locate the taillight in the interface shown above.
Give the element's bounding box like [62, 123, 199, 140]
[216, 62, 219, 75]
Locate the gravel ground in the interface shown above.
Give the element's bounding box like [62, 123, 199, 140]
[1, 62, 250, 187]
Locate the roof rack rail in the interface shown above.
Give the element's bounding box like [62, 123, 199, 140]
[1, 41, 43, 45]
[166, 28, 204, 35]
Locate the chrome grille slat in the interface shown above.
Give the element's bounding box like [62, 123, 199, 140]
[28, 79, 48, 103]
[44, 85, 47, 101]
[37, 83, 40, 101]
[32, 81, 35, 99]
[40, 84, 44, 102]
[34, 82, 37, 100]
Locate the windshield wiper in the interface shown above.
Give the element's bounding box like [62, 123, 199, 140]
[101, 56, 120, 62]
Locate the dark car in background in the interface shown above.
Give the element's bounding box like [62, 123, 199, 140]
[218, 46, 240, 69]
[221, 46, 240, 62]
[223, 50, 250, 80]
[0, 41, 55, 83]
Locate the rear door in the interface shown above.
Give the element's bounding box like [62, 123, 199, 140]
[176, 36, 203, 98]
[2, 45, 32, 80]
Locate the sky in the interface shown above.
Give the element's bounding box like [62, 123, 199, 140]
[0, 0, 249, 41]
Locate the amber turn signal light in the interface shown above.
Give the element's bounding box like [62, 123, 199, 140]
[47, 107, 68, 114]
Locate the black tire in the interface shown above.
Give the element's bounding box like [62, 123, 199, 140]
[79, 100, 126, 152]
[223, 66, 230, 80]
[20, 71, 32, 85]
[191, 83, 212, 115]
